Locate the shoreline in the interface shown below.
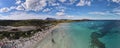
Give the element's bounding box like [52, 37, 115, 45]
[32, 24, 60, 48]
[0, 24, 60, 48]
[35, 23, 71, 48]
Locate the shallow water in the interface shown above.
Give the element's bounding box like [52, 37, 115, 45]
[36, 20, 120, 48]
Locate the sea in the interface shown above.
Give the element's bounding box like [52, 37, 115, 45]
[36, 20, 120, 48]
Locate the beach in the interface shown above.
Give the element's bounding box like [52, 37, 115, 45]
[35, 23, 72, 48]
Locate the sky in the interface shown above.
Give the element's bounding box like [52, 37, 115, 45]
[0, 0, 120, 20]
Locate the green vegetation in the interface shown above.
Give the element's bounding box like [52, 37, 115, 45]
[0, 19, 74, 26]
[0, 30, 39, 40]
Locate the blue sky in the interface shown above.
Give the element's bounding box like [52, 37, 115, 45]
[0, 0, 120, 20]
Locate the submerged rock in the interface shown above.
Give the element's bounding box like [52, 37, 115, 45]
[51, 38, 55, 44]
[90, 32, 105, 48]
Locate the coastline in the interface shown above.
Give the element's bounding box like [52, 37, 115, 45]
[0, 24, 60, 48]
[35, 23, 72, 48]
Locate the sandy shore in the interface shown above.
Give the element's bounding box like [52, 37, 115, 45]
[32, 24, 60, 48]
[35, 23, 72, 48]
[0, 24, 59, 48]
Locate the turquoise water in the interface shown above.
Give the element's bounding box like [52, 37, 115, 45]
[36, 20, 120, 48]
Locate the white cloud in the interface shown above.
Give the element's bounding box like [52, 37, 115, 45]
[115, 13, 120, 15]
[55, 6, 66, 12]
[0, 12, 51, 20]
[112, 0, 120, 3]
[16, 5, 24, 10]
[0, 11, 120, 20]
[67, 16, 74, 18]
[0, 7, 10, 12]
[51, 3, 60, 6]
[59, 9, 65, 12]
[87, 1, 91, 6]
[0, 0, 91, 13]
[22, 0, 47, 11]
[43, 8, 51, 12]
[10, 6, 16, 10]
[16, 0, 22, 4]
[56, 8, 65, 16]
[76, 0, 91, 6]
[112, 7, 120, 15]
[56, 11, 65, 16]
[88, 12, 106, 15]
[0, 12, 73, 20]
[0, 0, 50, 12]
[69, 0, 77, 4]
